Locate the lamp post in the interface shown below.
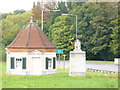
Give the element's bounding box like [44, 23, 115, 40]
[62, 14, 78, 40]
[63, 55, 66, 70]
[41, 9, 60, 31]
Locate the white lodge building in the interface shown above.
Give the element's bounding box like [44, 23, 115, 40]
[6, 19, 56, 75]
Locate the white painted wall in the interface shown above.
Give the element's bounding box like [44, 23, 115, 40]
[6, 49, 56, 75]
[32, 57, 42, 75]
[114, 58, 120, 64]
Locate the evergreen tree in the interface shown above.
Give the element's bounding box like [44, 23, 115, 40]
[14, 9, 26, 14]
[110, 18, 120, 58]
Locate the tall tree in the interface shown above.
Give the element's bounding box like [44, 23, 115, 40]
[14, 9, 26, 14]
[46, 2, 118, 60]
[89, 2, 118, 60]
[2, 11, 32, 46]
[32, 1, 57, 22]
[110, 18, 120, 58]
[32, 2, 42, 21]
[48, 14, 83, 59]
[57, 2, 68, 13]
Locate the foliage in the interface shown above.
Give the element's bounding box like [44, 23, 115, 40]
[2, 11, 32, 46]
[32, 2, 57, 22]
[1, 11, 32, 60]
[88, 3, 118, 60]
[44, 2, 118, 60]
[14, 9, 26, 14]
[48, 15, 77, 59]
[110, 17, 120, 58]
[57, 2, 68, 13]
[2, 2, 119, 61]
[0, 13, 14, 20]
[86, 60, 114, 63]
[1, 45, 6, 61]
[32, 2, 42, 21]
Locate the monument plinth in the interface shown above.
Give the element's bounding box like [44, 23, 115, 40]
[69, 39, 86, 76]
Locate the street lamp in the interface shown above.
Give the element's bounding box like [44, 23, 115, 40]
[62, 14, 78, 40]
[63, 55, 66, 70]
[41, 9, 60, 31]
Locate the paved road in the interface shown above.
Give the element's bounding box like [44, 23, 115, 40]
[57, 61, 119, 73]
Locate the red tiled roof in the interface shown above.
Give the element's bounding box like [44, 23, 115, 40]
[7, 21, 56, 49]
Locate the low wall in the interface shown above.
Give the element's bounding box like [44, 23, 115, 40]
[114, 58, 120, 64]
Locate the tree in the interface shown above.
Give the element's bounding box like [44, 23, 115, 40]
[110, 18, 120, 58]
[88, 2, 118, 60]
[2, 11, 32, 46]
[57, 2, 68, 13]
[42, 2, 118, 60]
[32, 2, 42, 21]
[48, 15, 77, 59]
[2, 11, 32, 61]
[14, 9, 26, 14]
[0, 13, 14, 20]
[32, 1, 57, 22]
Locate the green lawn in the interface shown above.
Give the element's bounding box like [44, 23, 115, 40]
[86, 60, 114, 63]
[1, 62, 118, 88]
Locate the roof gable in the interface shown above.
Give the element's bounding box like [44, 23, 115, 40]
[7, 20, 56, 49]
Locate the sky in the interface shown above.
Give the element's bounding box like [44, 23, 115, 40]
[0, 0, 119, 13]
[0, 0, 38, 13]
[0, 0, 64, 13]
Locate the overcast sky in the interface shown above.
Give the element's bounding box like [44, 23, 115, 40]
[0, 0, 119, 13]
[0, 0, 38, 13]
[0, 0, 64, 13]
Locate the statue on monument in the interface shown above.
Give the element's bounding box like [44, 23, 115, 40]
[69, 39, 86, 76]
[74, 39, 82, 51]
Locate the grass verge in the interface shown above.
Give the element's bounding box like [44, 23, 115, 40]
[86, 60, 114, 63]
[2, 62, 118, 88]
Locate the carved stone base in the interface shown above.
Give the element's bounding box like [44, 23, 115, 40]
[69, 39, 86, 76]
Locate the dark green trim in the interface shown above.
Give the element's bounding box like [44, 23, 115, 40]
[22, 57, 26, 69]
[46, 57, 48, 69]
[10, 57, 14, 69]
[53, 57, 56, 69]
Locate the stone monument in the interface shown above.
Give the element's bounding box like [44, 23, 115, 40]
[69, 39, 86, 76]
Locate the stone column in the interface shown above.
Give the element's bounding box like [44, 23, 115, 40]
[69, 39, 86, 76]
